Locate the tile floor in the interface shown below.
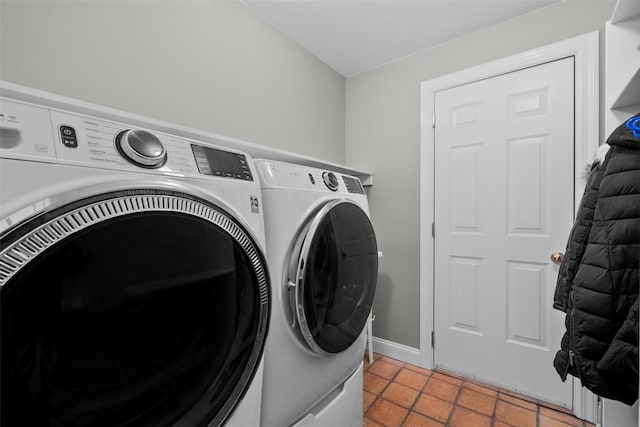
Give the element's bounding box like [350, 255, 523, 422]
[363, 352, 594, 427]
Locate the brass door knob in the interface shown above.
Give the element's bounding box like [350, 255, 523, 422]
[550, 252, 565, 265]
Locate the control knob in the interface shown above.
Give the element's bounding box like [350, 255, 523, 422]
[115, 129, 167, 168]
[322, 171, 339, 192]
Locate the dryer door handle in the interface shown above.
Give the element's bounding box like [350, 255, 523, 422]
[287, 280, 298, 328]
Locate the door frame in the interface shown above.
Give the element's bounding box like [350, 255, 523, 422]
[419, 31, 599, 421]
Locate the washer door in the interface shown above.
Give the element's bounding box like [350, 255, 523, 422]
[289, 200, 377, 355]
[0, 189, 269, 427]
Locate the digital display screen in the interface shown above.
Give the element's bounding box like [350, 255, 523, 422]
[342, 176, 364, 194]
[191, 144, 253, 181]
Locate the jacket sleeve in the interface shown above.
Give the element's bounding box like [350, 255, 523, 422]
[596, 298, 639, 398]
[553, 160, 603, 312]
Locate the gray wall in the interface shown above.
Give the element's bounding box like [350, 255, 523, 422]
[346, 0, 616, 348]
[0, 1, 346, 164]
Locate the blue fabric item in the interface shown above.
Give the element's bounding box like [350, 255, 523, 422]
[626, 115, 640, 138]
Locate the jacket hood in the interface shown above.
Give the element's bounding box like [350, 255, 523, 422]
[606, 113, 640, 150]
[592, 143, 610, 166]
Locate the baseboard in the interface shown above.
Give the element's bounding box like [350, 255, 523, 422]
[371, 337, 423, 367]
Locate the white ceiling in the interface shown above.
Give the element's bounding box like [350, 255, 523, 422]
[242, 0, 561, 76]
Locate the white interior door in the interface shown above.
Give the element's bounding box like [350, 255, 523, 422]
[433, 58, 574, 408]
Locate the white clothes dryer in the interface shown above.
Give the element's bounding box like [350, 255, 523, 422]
[255, 159, 378, 427]
[0, 97, 270, 427]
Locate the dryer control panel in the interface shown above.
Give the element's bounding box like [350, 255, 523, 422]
[255, 159, 365, 195]
[342, 175, 365, 194]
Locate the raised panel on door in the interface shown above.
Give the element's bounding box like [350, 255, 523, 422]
[507, 261, 547, 348]
[451, 145, 481, 231]
[434, 57, 574, 408]
[449, 256, 482, 335]
[507, 135, 548, 234]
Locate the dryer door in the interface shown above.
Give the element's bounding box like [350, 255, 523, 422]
[290, 200, 378, 355]
[0, 189, 269, 427]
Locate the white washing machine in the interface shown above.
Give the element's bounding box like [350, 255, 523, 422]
[0, 97, 270, 427]
[255, 159, 378, 427]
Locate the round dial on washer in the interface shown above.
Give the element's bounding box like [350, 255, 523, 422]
[115, 129, 167, 168]
[322, 171, 339, 191]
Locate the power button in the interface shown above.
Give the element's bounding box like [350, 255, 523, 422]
[59, 125, 78, 148]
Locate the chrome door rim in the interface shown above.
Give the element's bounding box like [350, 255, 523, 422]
[0, 189, 270, 426]
[289, 199, 374, 356]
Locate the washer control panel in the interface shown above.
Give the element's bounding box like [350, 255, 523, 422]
[0, 98, 254, 181]
[59, 125, 78, 148]
[192, 144, 252, 180]
[115, 129, 167, 169]
[49, 109, 200, 177]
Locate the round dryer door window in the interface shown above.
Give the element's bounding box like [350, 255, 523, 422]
[0, 190, 269, 427]
[290, 200, 378, 355]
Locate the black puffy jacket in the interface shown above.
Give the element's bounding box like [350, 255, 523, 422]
[553, 118, 640, 405]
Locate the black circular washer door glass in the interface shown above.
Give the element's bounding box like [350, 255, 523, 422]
[1, 192, 268, 427]
[300, 201, 378, 354]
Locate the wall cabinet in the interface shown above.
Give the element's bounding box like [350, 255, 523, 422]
[604, 0, 640, 135]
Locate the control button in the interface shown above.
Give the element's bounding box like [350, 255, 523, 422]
[308, 173, 315, 185]
[115, 129, 167, 168]
[322, 171, 339, 192]
[59, 125, 78, 148]
[62, 137, 77, 148]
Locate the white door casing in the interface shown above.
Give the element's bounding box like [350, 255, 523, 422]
[433, 57, 574, 408]
[420, 32, 599, 420]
